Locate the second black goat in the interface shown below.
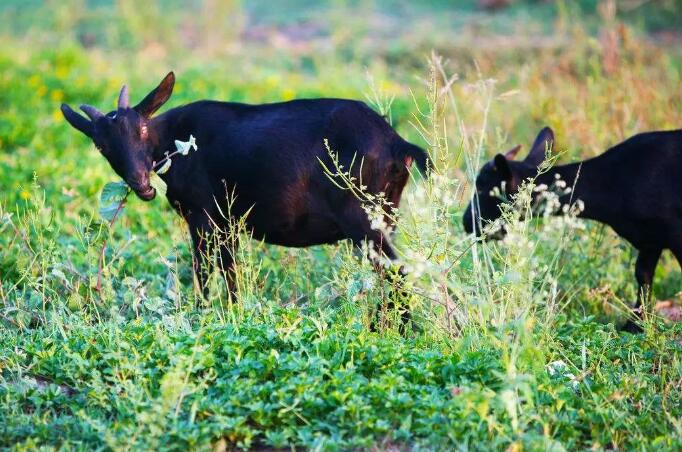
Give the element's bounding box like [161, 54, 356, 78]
[463, 126, 682, 332]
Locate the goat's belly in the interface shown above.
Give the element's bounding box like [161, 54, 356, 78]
[248, 213, 345, 247]
[609, 218, 673, 250]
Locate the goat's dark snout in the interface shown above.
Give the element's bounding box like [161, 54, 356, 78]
[462, 207, 475, 234]
[462, 205, 485, 237]
[127, 176, 156, 201]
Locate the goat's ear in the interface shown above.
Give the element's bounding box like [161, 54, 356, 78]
[504, 144, 522, 160]
[134, 71, 175, 118]
[61, 103, 93, 137]
[493, 153, 512, 180]
[525, 126, 555, 166]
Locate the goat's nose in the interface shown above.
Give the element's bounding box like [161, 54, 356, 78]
[463, 209, 474, 234]
[128, 181, 147, 193]
[127, 174, 149, 189]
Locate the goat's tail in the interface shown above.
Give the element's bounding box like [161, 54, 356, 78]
[395, 140, 431, 176]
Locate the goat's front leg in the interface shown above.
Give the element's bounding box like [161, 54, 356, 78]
[188, 215, 214, 297]
[622, 247, 662, 332]
[216, 238, 237, 300]
[187, 214, 237, 299]
[370, 240, 411, 335]
[342, 217, 411, 333]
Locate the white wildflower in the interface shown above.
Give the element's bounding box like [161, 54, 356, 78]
[175, 134, 198, 156]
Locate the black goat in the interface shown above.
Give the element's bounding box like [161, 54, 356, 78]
[463, 126, 682, 332]
[61, 72, 428, 308]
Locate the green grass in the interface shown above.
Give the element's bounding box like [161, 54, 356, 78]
[1, 1, 682, 450]
[2, 315, 679, 449]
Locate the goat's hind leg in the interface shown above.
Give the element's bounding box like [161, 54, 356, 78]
[622, 247, 662, 333]
[342, 219, 412, 333]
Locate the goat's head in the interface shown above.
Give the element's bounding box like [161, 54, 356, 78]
[61, 72, 175, 201]
[463, 126, 554, 238]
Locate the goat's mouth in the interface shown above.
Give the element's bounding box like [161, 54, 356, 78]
[484, 225, 507, 241]
[131, 184, 156, 201]
[468, 222, 507, 241]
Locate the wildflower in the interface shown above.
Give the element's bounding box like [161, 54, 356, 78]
[281, 87, 296, 100]
[174, 135, 197, 155]
[55, 66, 69, 79]
[50, 89, 64, 102]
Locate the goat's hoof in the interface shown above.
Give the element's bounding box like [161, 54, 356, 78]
[620, 319, 643, 333]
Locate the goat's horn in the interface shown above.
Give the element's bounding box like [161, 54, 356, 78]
[79, 104, 104, 121]
[118, 85, 129, 109]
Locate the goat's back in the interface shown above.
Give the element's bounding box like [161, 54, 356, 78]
[157, 97, 422, 246]
[591, 129, 682, 218]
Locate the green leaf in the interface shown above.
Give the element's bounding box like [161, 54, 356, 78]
[99, 181, 129, 222]
[150, 172, 167, 197]
[156, 158, 171, 174]
[99, 203, 123, 223]
[100, 181, 129, 204]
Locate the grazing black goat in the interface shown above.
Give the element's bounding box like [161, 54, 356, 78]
[463, 126, 682, 332]
[61, 72, 429, 307]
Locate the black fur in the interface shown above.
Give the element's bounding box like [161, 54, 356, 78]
[61, 72, 429, 307]
[463, 126, 682, 332]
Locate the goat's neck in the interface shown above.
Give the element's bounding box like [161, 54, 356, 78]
[149, 111, 184, 164]
[532, 158, 610, 222]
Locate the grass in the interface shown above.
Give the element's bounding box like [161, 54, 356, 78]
[1, 0, 682, 449]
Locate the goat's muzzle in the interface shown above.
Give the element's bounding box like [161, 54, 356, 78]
[136, 186, 156, 201]
[462, 206, 478, 235]
[128, 181, 156, 201]
[485, 226, 506, 241]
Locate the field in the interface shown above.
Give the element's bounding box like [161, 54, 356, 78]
[1, 0, 682, 449]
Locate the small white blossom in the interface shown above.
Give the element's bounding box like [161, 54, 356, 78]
[175, 134, 198, 156]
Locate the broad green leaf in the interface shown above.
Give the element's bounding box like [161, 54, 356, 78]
[150, 171, 167, 197]
[100, 181, 129, 203]
[99, 202, 124, 223]
[156, 158, 172, 174]
[99, 181, 129, 222]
